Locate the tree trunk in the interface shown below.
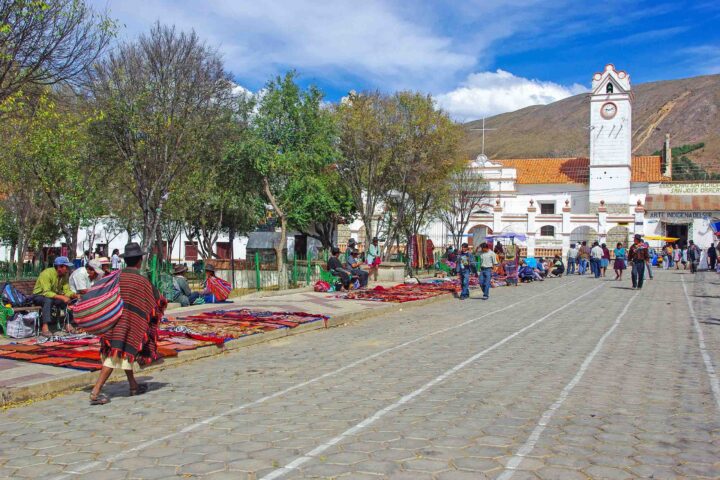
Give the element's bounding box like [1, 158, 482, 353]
[276, 215, 288, 289]
[15, 232, 25, 279]
[9, 243, 16, 270]
[67, 224, 79, 260]
[154, 223, 165, 262]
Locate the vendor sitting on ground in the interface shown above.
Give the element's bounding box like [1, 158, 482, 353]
[548, 255, 565, 278]
[69, 259, 104, 295]
[32, 256, 79, 336]
[327, 247, 354, 290]
[201, 264, 232, 302]
[171, 264, 200, 307]
[346, 248, 369, 288]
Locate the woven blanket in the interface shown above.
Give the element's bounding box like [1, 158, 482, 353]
[338, 279, 479, 303]
[162, 309, 329, 342]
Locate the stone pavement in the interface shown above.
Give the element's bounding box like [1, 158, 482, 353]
[0, 270, 718, 479]
[0, 282, 404, 405]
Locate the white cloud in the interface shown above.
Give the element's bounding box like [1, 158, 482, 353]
[436, 70, 587, 120]
[96, 0, 475, 90]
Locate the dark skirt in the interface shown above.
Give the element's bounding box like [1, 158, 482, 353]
[613, 258, 626, 270]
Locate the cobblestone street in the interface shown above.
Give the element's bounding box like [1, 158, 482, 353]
[1, 270, 718, 479]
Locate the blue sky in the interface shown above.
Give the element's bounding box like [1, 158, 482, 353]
[93, 0, 720, 120]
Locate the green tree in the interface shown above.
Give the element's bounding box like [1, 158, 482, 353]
[381, 92, 465, 258]
[227, 72, 339, 286]
[90, 23, 238, 258]
[286, 166, 355, 250]
[0, 0, 115, 108]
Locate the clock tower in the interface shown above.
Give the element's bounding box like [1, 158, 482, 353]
[589, 64, 632, 211]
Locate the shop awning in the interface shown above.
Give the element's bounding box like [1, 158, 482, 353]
[644, 194, 720, 212]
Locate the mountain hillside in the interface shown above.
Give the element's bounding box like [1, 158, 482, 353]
[464, 74, 720, 174]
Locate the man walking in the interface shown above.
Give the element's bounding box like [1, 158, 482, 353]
[688, 240, 701, 274]
[567, 243, 578, 275]
[707, 243, 717, 271]
[89, 242, 160, 405]
[578, 241, 591, 275]
[478, 242, 498, 300]
[455, 243, 476, 300]
[628, 234, 649, 289]
[590, 241, 603, 278]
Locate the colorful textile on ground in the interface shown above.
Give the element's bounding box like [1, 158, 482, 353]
[99, 269, 158, 365]
[206, 276, 232, 301]
[0, 332, 213, 371]
[338, 279, 478, 303]
[0, 308, 328, 371]
[162, 309, 329, 343]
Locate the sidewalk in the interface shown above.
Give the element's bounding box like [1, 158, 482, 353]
[1, 281, 452, 407]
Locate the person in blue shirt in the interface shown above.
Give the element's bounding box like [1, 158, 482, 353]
[455, 243, 476, 300]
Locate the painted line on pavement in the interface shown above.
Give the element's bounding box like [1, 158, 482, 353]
[681, 275, 720, 412]
[259, 283, 604, 480]
[53, 279, 578, 479]
[497, 290, 639, 480]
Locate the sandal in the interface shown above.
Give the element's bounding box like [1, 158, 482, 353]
[129, 384, 149, 396]
[90, 393, 110, 405]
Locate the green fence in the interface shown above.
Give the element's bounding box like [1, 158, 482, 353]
[0, 262, 44, 282]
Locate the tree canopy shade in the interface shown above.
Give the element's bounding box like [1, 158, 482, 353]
[90, 23, 241, 257]
[0, 0, 115, 106]
[225, 72, 340, 285]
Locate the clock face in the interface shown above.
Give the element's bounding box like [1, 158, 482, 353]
[600, 101, 617, 119]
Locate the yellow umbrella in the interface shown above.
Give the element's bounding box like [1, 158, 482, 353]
[644, 235, 680, 242]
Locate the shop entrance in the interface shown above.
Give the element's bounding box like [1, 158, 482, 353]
[666, 224, 688, 246]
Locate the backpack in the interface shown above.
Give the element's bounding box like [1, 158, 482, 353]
[2, 282, 28, 307]
[69, 270, 124, 335]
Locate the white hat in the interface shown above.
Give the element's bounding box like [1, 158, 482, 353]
[87, 260, 104, 275]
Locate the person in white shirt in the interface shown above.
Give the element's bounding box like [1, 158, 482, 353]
[590, 242, 604, 279]
[111, 249, 122, 270]
[69, 260, 104, 295]
[567, 243, 579, 275]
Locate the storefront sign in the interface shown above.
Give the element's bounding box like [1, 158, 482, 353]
[647, 211, 715, 219]
[650, 183, 720, 194]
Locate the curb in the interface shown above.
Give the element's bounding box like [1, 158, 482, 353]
[1, 291, 453, 408]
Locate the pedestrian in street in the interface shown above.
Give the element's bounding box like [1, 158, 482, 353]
[674, 244, 682, 270]
[600, 243, 610, 277]
[578, 241, 591, 275]
[645, 243, 654, 280]
[455, 243, 476, 300]
[613, 242, 626, 280]
[478, 242, 498, 300]
[590, 241, 603, 278]
[707, 243, 717, 271]
[688, 240, 701, 274]
[567, 243, 578, 275]
[89, 243, 160, 405]
[628, 234, 649, 290]
[681, 246, 688, 270]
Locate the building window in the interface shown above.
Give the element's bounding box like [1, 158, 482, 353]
[185, 242, 199, 261]
[216, 242, 231, 260]
[540, 202, 555, 214]
[540, 226, 555, 237]
[606, 83, 613, 93]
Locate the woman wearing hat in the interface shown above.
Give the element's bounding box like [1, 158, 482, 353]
[171, 264, 200, 307]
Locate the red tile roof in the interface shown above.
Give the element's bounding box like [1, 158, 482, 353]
[495, 156, 663, 184]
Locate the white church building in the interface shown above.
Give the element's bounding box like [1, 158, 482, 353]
[445, 64, 720, 257]
[345, 64, 720, 258]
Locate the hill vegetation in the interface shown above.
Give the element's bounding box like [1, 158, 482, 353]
[464, 74, 720, 175]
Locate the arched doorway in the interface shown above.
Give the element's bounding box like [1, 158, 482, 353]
[570, 226, 598, 246]
[606, 226, 630, 248]
[468, 224, 492, 247]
